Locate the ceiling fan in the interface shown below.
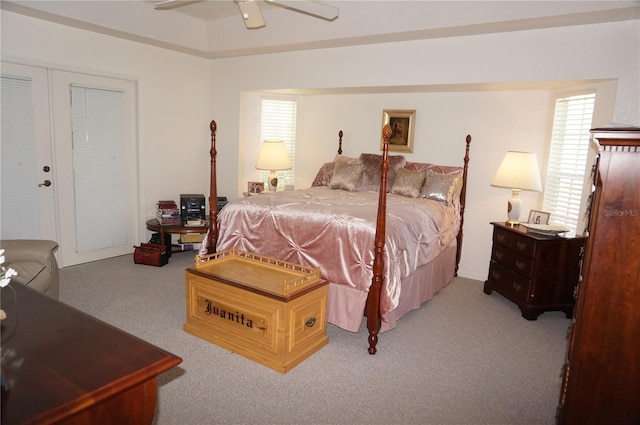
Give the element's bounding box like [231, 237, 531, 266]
[153, 0, 339, 29]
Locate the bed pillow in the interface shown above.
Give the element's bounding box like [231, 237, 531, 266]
[405, 161, 460, 175]
[311, 162, 335, 187]
[407, 162, 464, 198]
[311, 155, 361, 187]
[390, 168, 427, 198]
[329, 162, 365, 192]
[358, 153, 407, 192]
[421, 169, 462, 204]
[334, 154, 360, 164]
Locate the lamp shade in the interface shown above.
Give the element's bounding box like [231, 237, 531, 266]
[491, 151, 542, 192]
[256, 140, 291, 171]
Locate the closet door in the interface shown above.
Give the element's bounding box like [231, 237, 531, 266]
[51, 70, 139, 266]
[0, 63, 57, 242]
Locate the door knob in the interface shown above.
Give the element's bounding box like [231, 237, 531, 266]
[39, 180, 52, 187]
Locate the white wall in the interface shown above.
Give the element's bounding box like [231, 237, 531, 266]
[210, 20, 638, 280]
[296, 91, 552, 280]
[1, 11, 213, 242]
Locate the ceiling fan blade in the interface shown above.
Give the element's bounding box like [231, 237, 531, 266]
[154, 0, 203, 11]
[235, 1, 266, 29]
[265, 0, 339, 21]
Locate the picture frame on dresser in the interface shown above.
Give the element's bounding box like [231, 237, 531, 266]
[247, 181, 264, 194]
[528, 210, 550, 224]
[381, 109, 415, 153]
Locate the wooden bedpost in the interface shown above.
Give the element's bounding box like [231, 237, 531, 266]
[366, 124, 392, 355]
[337, 130, 343, 155]
[455, 135, 472, 276]
[206, 120, 218, 254]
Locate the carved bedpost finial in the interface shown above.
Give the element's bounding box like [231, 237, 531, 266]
[338, 130, 343, 155]
[210, 120, 218, 160]
[382, 124, 392, 141]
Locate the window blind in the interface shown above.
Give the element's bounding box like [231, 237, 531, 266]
[260, 99, 296, 189]
[70, 85, 127, 252]
[543, 93, 595, 235]
[0, 75, 40, 239]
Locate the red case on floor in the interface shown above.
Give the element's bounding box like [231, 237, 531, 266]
[133, 243, 169, 267]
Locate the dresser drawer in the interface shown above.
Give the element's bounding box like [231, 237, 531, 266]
[493, 227, 536, 257]
[491, 244, 534, 278]
[488, 262, 532, 302]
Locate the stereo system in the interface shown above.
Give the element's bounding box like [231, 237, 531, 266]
[180, 194, 206, 223]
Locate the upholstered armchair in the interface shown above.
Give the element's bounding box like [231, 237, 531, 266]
[0, 239, 59, 299]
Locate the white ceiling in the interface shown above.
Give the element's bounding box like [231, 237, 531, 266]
[2, 1, 639, 59]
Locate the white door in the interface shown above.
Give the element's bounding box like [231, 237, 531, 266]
[1, 63, 57, 242]
[51, 70, 139, 266]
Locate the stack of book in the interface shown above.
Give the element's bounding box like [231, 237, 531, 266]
[156, 200, 181, 225]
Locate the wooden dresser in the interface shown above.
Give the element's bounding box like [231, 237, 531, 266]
[484, 222, 584, 320]
[557, 127, 640, 424]
[1, 282, 182, 425]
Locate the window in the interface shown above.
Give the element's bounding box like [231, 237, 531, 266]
[542, 93, 596, 235]
[260, 99, 296, 189]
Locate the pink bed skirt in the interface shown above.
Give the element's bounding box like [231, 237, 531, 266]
[327, 244, 457, 333]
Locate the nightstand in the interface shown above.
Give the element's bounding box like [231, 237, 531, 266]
[483, 222, 584, 320]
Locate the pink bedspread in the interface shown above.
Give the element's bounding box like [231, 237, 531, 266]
[216, 187, 460, 321]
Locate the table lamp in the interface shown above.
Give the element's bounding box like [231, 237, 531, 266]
[256, 140, 291, 192]
[491, 151, 543, 225]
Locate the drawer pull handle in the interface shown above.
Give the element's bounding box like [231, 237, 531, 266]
[517, 241, 527, 251]
[496, 234, 506, 243]
[305, 317, 317, 328]
[516, 261, 526, 270]
[512, 282, 522, 292]
[495, 251, 504, 260]
[491, 271, 502, 280]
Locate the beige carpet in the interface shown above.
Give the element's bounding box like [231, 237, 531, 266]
[59, 252, 569, 425]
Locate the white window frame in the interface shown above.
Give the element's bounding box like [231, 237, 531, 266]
[260, 98, 296, 190]
[542, 92, 596, 236]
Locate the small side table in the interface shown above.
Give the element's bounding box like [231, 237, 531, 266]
[483, 222, 585, 320]
[145, 219, 209, 248]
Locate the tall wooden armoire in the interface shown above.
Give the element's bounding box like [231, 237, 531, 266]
[557, 127, 640, 424]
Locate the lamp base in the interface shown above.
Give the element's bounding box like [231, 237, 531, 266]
[267, 171, 278, 192]
[506, 189, 522, 226]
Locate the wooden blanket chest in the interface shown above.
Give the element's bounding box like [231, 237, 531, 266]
[184, 248, 328, 373]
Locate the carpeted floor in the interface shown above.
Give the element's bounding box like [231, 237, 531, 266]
[59, 252, 569, 425]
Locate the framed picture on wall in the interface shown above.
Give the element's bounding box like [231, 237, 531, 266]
[528, 210, 550, 224]
[381, 109, 416, 153]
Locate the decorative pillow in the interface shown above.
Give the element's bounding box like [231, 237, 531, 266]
[421, 169, 462, 204]
[407, 162, 465, 198]
[390, 168, 427, 198]
[405, 162, 462, 175]
[358, 153, 407, 192]
[404, 161, 436, 173]
[334, 154, 360, 164]
[312, 155, 361, 187]
[311, 162, 335, 187]
[329, 162, 364, 192]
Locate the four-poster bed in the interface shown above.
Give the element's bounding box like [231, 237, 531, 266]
[202, 119, 471, 354]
